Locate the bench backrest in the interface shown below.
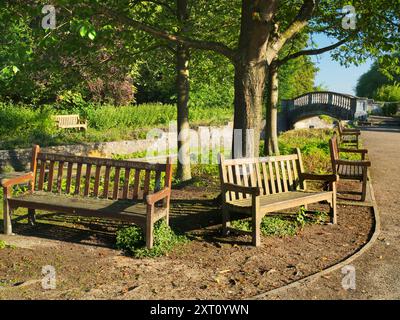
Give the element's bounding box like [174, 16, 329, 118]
[337, 121, 347, 136]
[30, 145, 172, 201]
[329, 134, 340, 172]
[219, 149, 306, 202]
[54, 115, 82, 127]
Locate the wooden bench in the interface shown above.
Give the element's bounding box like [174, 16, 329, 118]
[329, 134, 370, 201]
[1, 145, 172, 249]
[218, 150, 338, 246]
[337, 121, 360, 148]
[54, 115, 88, 130]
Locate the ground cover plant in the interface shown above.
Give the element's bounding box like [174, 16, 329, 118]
[116, 219, 188, 258]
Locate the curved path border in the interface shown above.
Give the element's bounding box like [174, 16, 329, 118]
[249, 175, 381, 300]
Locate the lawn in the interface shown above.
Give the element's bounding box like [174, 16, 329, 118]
[0, 103, 233, 150]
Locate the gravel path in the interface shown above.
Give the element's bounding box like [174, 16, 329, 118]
[266, 126, 400, 300]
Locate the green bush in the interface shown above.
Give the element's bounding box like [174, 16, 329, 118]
[56, 90, 88, 112]
[374, 84, 400, 102]
[382, 102, 399, 116]
[0, 103, 58, 149]
[116, 219, 188, 258]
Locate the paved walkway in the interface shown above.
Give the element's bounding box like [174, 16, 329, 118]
[267, 126, 400, 299]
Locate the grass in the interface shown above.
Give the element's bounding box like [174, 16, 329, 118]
[0, 103, 233, 150]
[278, 128, 362, 174]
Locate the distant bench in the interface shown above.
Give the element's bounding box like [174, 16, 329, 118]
[54, 115, 88, 130]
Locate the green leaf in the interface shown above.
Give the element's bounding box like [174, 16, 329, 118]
[79, 25, 88, 37]
[88, 29, 97, 41]
[12, 66, 20, 74]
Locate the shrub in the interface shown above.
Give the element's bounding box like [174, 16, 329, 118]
[374, 84, 400, 102]
[0, 103, 58, 149]
[116, 219, 188, 258]
[382, 102, 399, 116]
[56, 90, 88, 112]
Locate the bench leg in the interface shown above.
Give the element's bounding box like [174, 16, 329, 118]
[222, 206, 230, 236]
[361, 171, 368, 202]
[164, 198, 170, 226]
[252, 197, 261, 247]
[329, 182, 337, 224]
[146, 206, 154, 249]
[28, 209, 36, 226]
[3, 187, 12, 235]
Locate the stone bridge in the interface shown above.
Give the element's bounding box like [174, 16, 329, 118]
[278, 91, 365, 132]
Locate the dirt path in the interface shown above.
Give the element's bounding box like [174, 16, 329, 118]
[265, 126, 400, 300]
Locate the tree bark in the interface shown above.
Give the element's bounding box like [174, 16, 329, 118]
[233, 63, 266, 158]
[265, 61, 280, 155]
[176, 0, 191, 181]
[232, 0, 277, 158]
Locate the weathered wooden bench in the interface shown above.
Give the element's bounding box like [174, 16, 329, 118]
[1, 145, 172, 248]
[54, 114, 88, 130]
[329, 134, 371, 201]
[218, 150, 338, 246]
[337, 121, 360, 148]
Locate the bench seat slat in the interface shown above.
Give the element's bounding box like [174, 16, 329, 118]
[225, 191, 333, 215]
[93, 165, 102, 196]
[8, 192, 167, 225]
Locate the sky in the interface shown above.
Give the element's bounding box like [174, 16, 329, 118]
[310, 33, 373, 95]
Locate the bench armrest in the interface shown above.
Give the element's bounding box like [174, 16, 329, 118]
[1, 172, 34, 188]
[336, 159, 371, 167]
[339, 148, 368, 154]
[222, 183, 261, 196]
[300, 173, 339, 183]
[146, 187, 171, 205]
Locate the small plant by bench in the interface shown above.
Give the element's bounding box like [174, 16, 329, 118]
[116, 219, 188, 258]
[1, 145, 173, 249]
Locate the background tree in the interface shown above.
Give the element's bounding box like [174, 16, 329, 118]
[356, 59, 400, 99]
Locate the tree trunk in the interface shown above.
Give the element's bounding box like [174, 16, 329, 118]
[264, 62, 280, 155]
[233, 63, 266, 158]
[232, 0, 275, 158]
[176, 0, 191, 181]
